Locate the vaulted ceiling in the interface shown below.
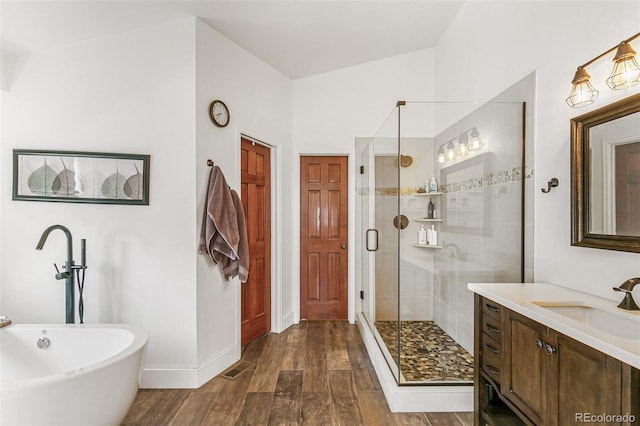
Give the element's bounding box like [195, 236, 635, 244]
[1, 1, 465, 79]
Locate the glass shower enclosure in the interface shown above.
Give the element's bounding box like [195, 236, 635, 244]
[357, 100, 525, 385]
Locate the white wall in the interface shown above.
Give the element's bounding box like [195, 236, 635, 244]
[435, 1, 640, 301]
[194, 19, 292, 383]
[292, 49, 436, 322]
[1, 17, 293, 389]
[1, 18, 199, 380]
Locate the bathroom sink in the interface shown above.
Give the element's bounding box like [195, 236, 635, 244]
[531, 301, 640, 340]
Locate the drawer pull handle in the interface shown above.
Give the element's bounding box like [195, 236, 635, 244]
[535, 339, 545, 349]
[486, 324, 500, 334]
[485, 364, 500, 376]
[544, 344, 556, 355]
[486, 304, 500, 313]
[485, 343, 500, 354]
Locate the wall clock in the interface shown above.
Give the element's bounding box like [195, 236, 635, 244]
[209, 100, 230, 128]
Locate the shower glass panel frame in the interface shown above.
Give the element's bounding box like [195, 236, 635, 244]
[359, 100, 525, 386]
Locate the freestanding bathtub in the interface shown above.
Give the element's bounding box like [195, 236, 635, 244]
[0, 323, 148, 426]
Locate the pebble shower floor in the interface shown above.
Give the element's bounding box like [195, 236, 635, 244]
[374, 320, 474, 383]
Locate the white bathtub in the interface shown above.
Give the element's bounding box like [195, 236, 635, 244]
[0, 323, 148, 426]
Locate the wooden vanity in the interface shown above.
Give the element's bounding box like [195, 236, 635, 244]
[469, 283, 640, 426]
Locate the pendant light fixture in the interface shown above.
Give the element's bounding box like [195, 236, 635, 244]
[605, 41, 640, 89]
[566, 67, 599, 108]
[567, 32, 640, 108]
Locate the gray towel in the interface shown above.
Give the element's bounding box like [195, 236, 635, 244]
[218, 189, 249, 282]
[199, 165, 239, 264]
[199, 165, 249, 282]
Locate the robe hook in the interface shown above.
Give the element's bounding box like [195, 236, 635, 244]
[207, 159, 214, 167]
[541, 177, 559, 193]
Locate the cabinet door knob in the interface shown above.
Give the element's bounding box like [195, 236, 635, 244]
[535, 339, 545, 349]
[544, 344, 556, 355]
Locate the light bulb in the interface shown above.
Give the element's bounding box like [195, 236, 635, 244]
[606, 42, 640, 89]
[446, 141, 456, 161]
[566, 67, 598, 108]
[437, 146, 446, 163]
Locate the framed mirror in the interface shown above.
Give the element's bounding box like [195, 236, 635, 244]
[571, 92, 640, 252]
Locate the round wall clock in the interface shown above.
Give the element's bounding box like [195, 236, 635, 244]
[209, 100, 230, 128]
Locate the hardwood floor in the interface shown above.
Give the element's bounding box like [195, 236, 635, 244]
[122, 321, 473, 425]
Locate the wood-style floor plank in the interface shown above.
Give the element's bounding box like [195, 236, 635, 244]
[267, 370, 303, 425]
[281, 326, 307, 370]
[248, 333, 287, 392]
[325, 321, 351, 370]
[358, 390, 398, 426]
[393, 412, 432, 425]
[123, 321, 474, 425]
[300, 392, 336, 425]
[425, 412, 466, 425]
[136, 389, 191, 426]
[122, 390, 163, 425]
[346, 336, 381, 391]
[328, 370, 364, 426]
[168, 392, 216, 426]
[234, 392, 274, 425]
[201, 371, 253, 425]
[302, 324, 329, 392]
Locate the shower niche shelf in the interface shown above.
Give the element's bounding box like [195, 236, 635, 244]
[412, 244, 443, 249]
[410, 192, 443, 196]
[414, 218, 443, 222]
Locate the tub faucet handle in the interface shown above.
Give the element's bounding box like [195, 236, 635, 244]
[53, 263, 71, 280]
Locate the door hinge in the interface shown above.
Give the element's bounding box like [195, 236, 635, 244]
[360, 290, 365, 300]
[360, 165, 365, 174]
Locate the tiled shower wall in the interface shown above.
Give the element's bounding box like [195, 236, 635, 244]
[430, 74, 535, 354]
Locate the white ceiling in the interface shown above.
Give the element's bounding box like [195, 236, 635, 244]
[1, 1, 465, 79]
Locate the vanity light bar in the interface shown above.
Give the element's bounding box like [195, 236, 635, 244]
[567, 32, 640, 108]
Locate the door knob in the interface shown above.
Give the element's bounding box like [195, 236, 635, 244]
[341, 244, 347, 249]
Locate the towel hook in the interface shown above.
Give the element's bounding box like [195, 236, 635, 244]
[207, 159, 214, 167]
[541, 177, 559, 193]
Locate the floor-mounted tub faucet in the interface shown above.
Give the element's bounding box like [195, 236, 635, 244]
[36, 225, 86, 323]
[613, 278, 640, 311]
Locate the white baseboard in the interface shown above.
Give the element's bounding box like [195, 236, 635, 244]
[356, 313, 474, 413]
[280, 312, 294, 331]
[140, 344, 239, 389]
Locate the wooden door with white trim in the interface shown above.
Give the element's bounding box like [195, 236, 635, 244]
[241, 137, 271, 347]
[300, 156, 348, 319]
[615, 141, 640, 236]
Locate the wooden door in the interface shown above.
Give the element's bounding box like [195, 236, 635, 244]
[240, 137, 271, 347]
[300, 156, 348, 319]
[615, 141, 640, 235]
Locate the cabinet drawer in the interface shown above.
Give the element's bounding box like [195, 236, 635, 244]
[481, 298, 502, 320]
[482, 314, 502, 342]
[481, 332, 502, 384]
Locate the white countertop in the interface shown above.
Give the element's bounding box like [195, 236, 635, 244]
[468, 282, 640, 369]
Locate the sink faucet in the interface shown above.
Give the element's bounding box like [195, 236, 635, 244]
[36, 225, 76, 323]
[612, 278, 640, 311]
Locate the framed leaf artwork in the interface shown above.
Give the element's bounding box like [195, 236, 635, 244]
[12, 150, 150, 205]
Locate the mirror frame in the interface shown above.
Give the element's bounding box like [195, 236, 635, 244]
[571, 92, 640, 253]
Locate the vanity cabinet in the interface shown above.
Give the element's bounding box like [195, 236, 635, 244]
[475, 294, 640, 426]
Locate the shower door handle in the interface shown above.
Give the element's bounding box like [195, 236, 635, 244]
[366, 229, 379, 252]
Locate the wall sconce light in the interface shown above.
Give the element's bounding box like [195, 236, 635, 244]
[437, 145, 446, 164]
[469, 127, 483, 151]
[437, 127, 483, 165]
[567, 32, 640, 108]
